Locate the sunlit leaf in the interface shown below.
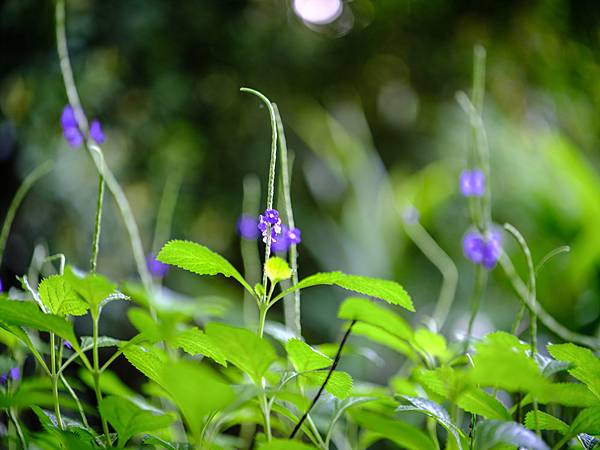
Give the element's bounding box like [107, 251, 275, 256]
[338, 297, 412, 340]
[173, 327, 227, 366]
[548, 343, 600, 400]
[473, 420, 549, 450]
[286, 338, 331, 372]
[64, 266, 118, 316]
[303, 370, 353, 399]
[524, 411, 568, 435]
[265, 257, 291, 284]
[38, 275, 88, 316]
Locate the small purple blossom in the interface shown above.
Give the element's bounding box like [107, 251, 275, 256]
[0, 367, 20, 384]
[463, 229, 502, 270]
[60, 105, 105, 148]
[271, 225, 290, 253]
[147, 253, 169, 278]
[287, 227, 301, 245]
[237, 215, 259, 240]
[89, 120, 105, 144]
[258, 209, 282, 243]
[63, 340, 73, 350]
[459, 169, 485, 197]
[263, 209, 280, 224]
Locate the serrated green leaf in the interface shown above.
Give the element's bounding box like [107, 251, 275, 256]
[350, 409, 436, 450]
[173, 327, 227, 366]
[265, 257, 291, 284]
[122, 344, 168, 384]
[351, 322, 417, 360]
[79, 336, 122, 351]
[286, 338, 331, 372]
[338, 297, 412, 340]
[38, 275, 89, 316]
[128, 308, 162, 341]
[570, 407, 600, 436]
[157, 240, 253, 294]
[528, 382, 599, 407]
[398, 396, 465, 450]
[0, 299, 79, 351]
[64, 266, 117, 316]
[524, 411, 568, 435]
[157, 359, 235, 439]
[473, 420, 549, 450]
[414, 328, 449, 360]
[303, 370, 353, 399]
[272, 271, 414, 310]
[258, 439, 317, 450]
[99, 396, 175, 446]
[456, 389, 511, 421]
[548, 343, 600, 399]
[205, 322, 276, 384]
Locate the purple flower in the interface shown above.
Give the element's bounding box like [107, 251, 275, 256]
[271, 227, 290, 253]
[287, 227, 301, 245]
[459, 169, 485, 197]
[63, 340, 73, 350]
[89, 120, 105, 144]
[263, 209, 280, 224]
[0, 278, 3, 292]
[463, 229, 502, 270]
[146, 253, 169, 278]
[258, 209, 282, 243]
[237, 215, 259, 240]
[0, 367, 20, 384]
[60, 105, 105, 148]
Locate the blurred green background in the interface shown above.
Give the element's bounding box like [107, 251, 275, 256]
[2, 0, 600, 381]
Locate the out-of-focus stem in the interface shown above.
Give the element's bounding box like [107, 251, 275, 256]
[152, 172, 181, 255]
[464, 265, 487, 353]
[90, 174, 104, 273]
[241, 175, 261, 328]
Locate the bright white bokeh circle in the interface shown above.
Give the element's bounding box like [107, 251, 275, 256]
[293, 0, 343, 25]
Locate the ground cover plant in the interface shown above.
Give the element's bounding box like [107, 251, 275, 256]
[1, 2, 600, 450]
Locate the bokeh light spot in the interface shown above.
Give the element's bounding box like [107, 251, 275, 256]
[293, 0, 343, 25]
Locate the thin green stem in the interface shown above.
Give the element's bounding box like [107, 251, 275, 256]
[240, 88, 278, 304]
[403, 219, 458, 330]
[257, 303, 268, 338]
[8, 408, 26, 449]
[273, 103, 301, 336]
[152, 172, 182, 255]
[92, 314, 111, 446]
[0, 161, 52, 269]
[90, 174, 104, 273]
[50, 333, 64, 430]
[464, 266, 487, 353]
[100, 349, 123, 373]
[60, 372, 90, 427]
[511, 304, 526, 335]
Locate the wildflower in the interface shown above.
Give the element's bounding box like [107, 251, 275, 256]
[459, 169, 485, 197]
[146, 253, 169, 278]
[463, 228, 502, 270]
[60, 105, 105, 148]
[0, 278, 3, 292]
[270, 226, 302, 253]
[258, 209, 282, 243]
[63, 340, 73, 350]
[286, 227, 302, 245]
[237, 214, 259, 240]
[0, 367, 20, 384]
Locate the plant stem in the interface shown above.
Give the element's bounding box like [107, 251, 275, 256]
[257, 303, 268, 338]
[90, 174, 104, 273]
[511, 304, 526, 335]
[273, 103, 301, 337]
[464, 266, 487, 353]
[50, 333, 64, 430]
[0, 161, 52, 269]
[8, 408, 26, 449]
[152, 172, 181, 255]
[240, 175, 261, 328]
[92, 314, 111, 446]
[290, 320, 356, 439]
[60, 372, 89, 427]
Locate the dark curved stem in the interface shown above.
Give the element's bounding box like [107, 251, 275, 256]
[289, 320, 356, 439]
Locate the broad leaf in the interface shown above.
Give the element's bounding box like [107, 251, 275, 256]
[157, 240, 252, 294]
[350, 409, 436, 450]
[272, 271, 414, 310]
[338, 297, 412, 340]
[524, 411, 568, 434]
[473, 420, 549, 450]
[286, 338, 331, 372]
[64, 266, 117, 316]
[173, 327, 227, 366]
[205, 323, 276, 384]
[413, 328, 449, 360]
[0, 299, 79, 351]
[99, 396, 175, 446]
[38, 275, 88, 316]
[352, 322, 417, 360]
[456, 389, 511, 421]
[122, 344, 168, 384]
[548, 343, 600, 399]
[265, 257, 291, 284]
[303, 370, 353, 399]
[570, 407, 600, 436]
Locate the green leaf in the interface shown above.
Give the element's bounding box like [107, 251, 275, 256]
[352, 322, 417, 360]
[413, 328, 449, 360]
[157, 240, 253, 294]
[524, 411, 568, 435]
[398, 396, 465, 450]
[350, 409, 436, 450]
[79, 336, 122, 351]
[122, 344, 168, 384]
[258, 439, 317, 450]
[272, 271, 414, 311]
[173, 327, 227, 366]
[0, 299, 79, 351]
[205, 322, 276, 384]
[456, 389, 511, 421]
[79, 369, 137, 399]
[286, 338, 331, 372]
[265, 257, 291, 284]
[526, 382, 599, 407]
[570, 407, 600, 436]
[99, 396, 175, 446]
[548, 343, 600, 399]
[473, 420, 549, 450]
[157, 359, 235, 439]
[64, 266, 117, 316]
[38, 275, 89, 316]
[338, 297, 412, 340]
[303, 370, 353, 399]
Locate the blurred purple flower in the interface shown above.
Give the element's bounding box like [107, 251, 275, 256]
[63, 340, 73, 350]
[89, 120, 105, 144]
[463, 229, 502, 270]
[147, 253, 169, 278]
[459, 169, 485, 197]
[0, 367, 20, 384]
[60, 105, 105, 148]
[287, 227, 301, 245]
[0, 278, 3, 292]
[271, 226, 290, 253]
[237, 215, 259, 240]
